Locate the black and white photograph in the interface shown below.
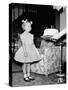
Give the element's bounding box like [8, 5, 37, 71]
[9, 3, 66, 87]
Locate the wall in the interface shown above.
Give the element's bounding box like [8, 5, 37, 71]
[60, 8, 66, 31]
[60, 7, 66, 62]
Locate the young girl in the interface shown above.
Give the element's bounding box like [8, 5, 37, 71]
[14, 19, 43, 82]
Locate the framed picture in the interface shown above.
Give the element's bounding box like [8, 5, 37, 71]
[9, 3, 66, 87]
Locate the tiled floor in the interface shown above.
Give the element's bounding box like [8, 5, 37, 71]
[12, 72, 65, 87]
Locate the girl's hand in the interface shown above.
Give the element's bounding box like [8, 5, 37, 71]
[24, 52, 28, 57]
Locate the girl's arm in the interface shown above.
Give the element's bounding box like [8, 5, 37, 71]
[22, 43, 28, 57]
[20, 35, 28, 57]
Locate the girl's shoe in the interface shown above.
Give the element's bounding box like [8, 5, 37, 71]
[24, 77, 30, 82]
[28, 76, 35, 80]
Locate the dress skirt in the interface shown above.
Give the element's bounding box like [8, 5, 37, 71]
[14, 44, 42, 63]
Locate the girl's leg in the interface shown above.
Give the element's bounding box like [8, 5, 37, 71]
[22, 64, 27, 78]
[27, 64, 31, 77]
[27, 64, 35, 80]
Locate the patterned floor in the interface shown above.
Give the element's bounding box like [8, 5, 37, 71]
[12, 72, 65, 87]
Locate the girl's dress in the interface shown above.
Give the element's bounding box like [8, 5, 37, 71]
[14, 32, 42, 63]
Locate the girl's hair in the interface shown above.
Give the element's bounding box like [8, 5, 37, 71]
[21, 19, 32, 30]
[18, 19, 33, 34]
[21, 19, 32, 25]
